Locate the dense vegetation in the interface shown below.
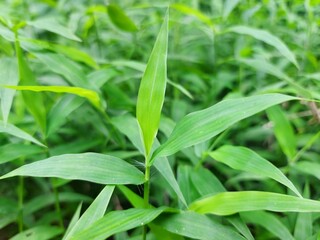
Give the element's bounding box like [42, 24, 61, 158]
[1, 0, 320, 239]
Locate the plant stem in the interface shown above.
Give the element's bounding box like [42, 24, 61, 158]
[53, 183, 64, 229]
[18, 174, 24, 232]
[142, 161, 151, 240]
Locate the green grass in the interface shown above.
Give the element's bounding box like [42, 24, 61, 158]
[0, 0, 320, 239]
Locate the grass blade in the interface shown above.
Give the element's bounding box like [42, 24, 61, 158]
[241, 211, 295, 240]
[152, 94, 297, 160]
[0, 58, 18, 124]
[0, 121, 45, 147]
[155, 211, 245, 240]
[27, 18, 81, 41]
[189, 191, 320, 216]
[63, 204, 82, 240]
[293, 161, 320, 180]
[2, 85, 103, 111]
[209, 145, 301, 197]
[64, 186, 115, 240]
[0, 153, 144, 185]
[229, 25, 298, 68]
[0, 143, 44, 164]
[10, 225, 63, 240]
[136, 11, 168, 157]
[107, 4, 138, 32]
[71, 208, 165, 240]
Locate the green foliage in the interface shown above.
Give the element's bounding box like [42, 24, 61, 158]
[0, 1, 320, 239]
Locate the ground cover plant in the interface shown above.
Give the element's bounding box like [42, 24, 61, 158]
[0, 0, 320, 239]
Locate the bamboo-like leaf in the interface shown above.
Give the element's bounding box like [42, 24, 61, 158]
[0, 58, 18, 124]
[154, 211, 245, 240]
[10, 225, 63, 240]
[223, 0, 241, 19]
[107, 4, 138, 32]
[2, 85, 102, 111]
[47, 95, 85, 137]
[171, 3, 212, 26]
[15, 36, 47, 135]
[241, 211, 295, 240]
[112, 114, 187, 205]
[0, 153, 144, 185]
[34, 53, 89, 88]
[152, 94, 297, 160]
[266, 105, 296, 160]
[27, 18, 81, 41]
[63, 204, 82, 240]
[136, 11, 169, 157]
[229, 26, 298, 68]
[239, 58, 310, 97]
[64, 186, 115, 240]
[189, 191, 320, 216]
[0, 121, 45, 147]
[71, 208, 165, 240]
[209, 145, 301, 197]
[293, 161, 320, 180]
[0, 143, 44, 164]
[20, 38, 98, 69]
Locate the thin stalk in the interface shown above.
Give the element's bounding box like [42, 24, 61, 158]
[53, 183, 64, 229]
[142, 158, 151, 240]
[18, 172, 24, 232]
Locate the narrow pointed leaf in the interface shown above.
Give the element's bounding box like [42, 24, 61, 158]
[0, 153, 144, 185]
[107, 4, 138, 32]
[71, 208, 165, 240]
[266, 105, 296, 160]
[209, 145, 301, 197]
[64, 186, 115, 240]
[293, 161, 320, 180]
[10, 225, 63, 240]
[153, 94, 297, 160]
[171, 3, 212, 26]
[189, 191, 320, 216]
[63, 204, 82, 240]
[3, 85, 102, 111]
[15, 37, 47, 134]
[136, 12, 168, 157]
[28, 18, 81, 41]
[155, 211, 245, 240]
[229, 26, 298, 68]
[0, 58, 18, 124]
[0, 121, 45, 147]
[241, 211, 295, 240]
[0, 143, 44, 164]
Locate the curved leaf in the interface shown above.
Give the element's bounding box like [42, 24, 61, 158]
[229, 25, 298, 68]
[71, 208, 164, 240]
[189, 191, 320, 216]
[152, 94, 297, 161]
[0, 153, 145, 185]
[107, 4, 138, 32]
[136, 11, 168, 157]
[209, 145, 301, 197]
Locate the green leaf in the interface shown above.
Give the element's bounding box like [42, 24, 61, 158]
[0, 153, 144, 185]
[21, 38, 98, 69]
[152, 94, 297, 160]
[107, 4, 138, 32]
[10, 225, 63, 240]
[209, 145, 301, 197]
[0, 143, 44, 164]
[155, 211, 245, 240]
[27, 18, 81, 41]
[15, 36, 47, 135]
[2, 85, 102, 111]
[117, 185, 145, 208]
[71, 208, 164, 240]
[33, 53, 89, 88]
[239, 58, 310, 97]
[189, 191, 320, 216]
[223, 0, 241, 19]
[229, 26, 298, 68]
[136, 11, 168, 157]
[63, 204, 82, 240]
[64, 186, 115, 240]
[0, 58, 18, 124]
[47, 95, 85, 137]
[266, 105, 296, 160]
[0, 121, 46, 147]
[293, 161, 320, 180]
[241, 211, 295, 240]
[171, 3, 212, 26]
